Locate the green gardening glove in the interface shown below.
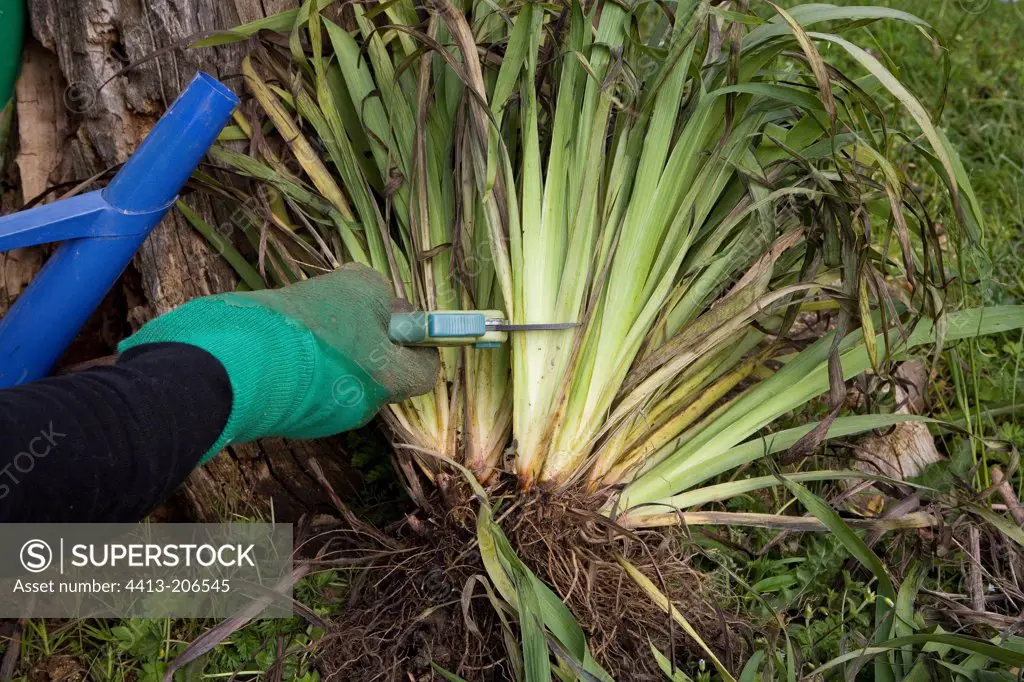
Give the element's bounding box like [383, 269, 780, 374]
[118, 264, 440, 464]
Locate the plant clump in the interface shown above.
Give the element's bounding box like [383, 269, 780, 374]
[184, 0, 1024, 677]
[193, 0, 992, 522]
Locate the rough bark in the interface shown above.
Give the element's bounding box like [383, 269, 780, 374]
[27, 0, 252, 317]
[1, 39, 62, 311]
[13, 0, 358, 522]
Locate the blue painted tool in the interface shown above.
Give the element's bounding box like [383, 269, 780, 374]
[0, 72, 238, 388]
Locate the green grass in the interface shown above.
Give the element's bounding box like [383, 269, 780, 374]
[834, 0, 1024, 451]
[817, 1, 1024, 307]
[1, 571, 344, 681]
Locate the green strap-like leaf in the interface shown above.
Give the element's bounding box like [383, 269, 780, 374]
[810, 635, 1024, 676]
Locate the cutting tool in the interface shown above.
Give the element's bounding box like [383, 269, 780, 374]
[389, 310, 577, 348]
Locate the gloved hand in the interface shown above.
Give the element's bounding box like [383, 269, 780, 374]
[119, 264, 439, 463]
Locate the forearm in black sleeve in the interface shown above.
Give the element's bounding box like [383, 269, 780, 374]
[0, 343, 232, 523]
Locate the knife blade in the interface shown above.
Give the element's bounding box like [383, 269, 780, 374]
[390, 310, 577, 348]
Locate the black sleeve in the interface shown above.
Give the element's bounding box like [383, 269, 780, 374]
[0, 343, 232, 523]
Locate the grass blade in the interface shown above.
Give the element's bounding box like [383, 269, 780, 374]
[810, 635, 1024, 676]
[777, 475, 896, 682]
[176, 201, 266, 291]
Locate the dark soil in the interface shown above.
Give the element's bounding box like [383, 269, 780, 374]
[311, 479, 752, 682]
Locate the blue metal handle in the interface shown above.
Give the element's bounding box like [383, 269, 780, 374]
[428, 313, 487, 338]
[0, 72, 238, 388]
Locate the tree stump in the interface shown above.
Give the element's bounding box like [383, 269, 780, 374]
[11, 0, 358, 522]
